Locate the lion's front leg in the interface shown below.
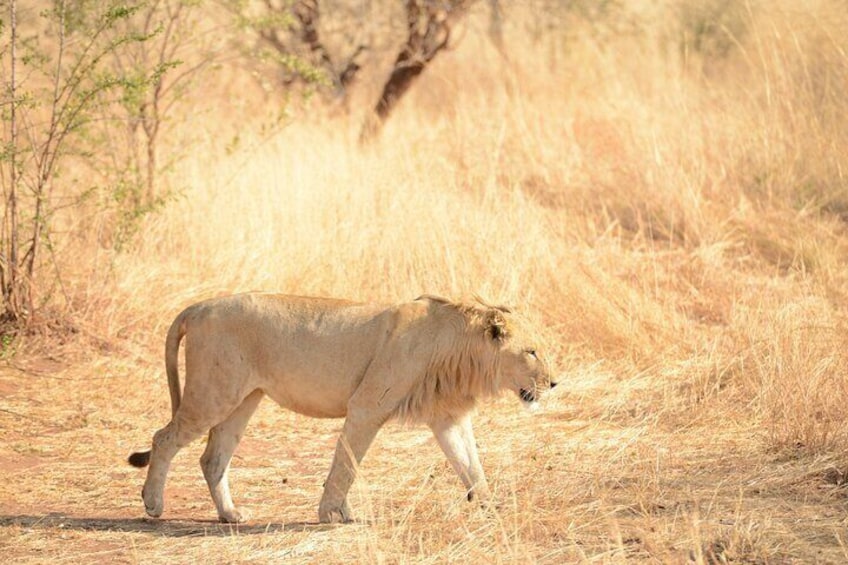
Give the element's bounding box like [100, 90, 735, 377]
[318, 409, 383, 523]
[429, 413, 492, 505]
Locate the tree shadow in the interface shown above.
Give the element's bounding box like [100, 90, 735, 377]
[0, 513, 348, 537]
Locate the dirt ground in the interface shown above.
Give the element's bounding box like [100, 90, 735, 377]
[3, 1, 848, 562]
[1, 347, 846, 564]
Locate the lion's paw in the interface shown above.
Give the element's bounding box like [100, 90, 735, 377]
[475, 498, 503, 515]
[318, 499, 353, 524]
[466, 486, 492, 504]
[142, 486, 164, 518]
[219, 508, 249, 524]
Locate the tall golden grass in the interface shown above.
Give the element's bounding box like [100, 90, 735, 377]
[91, 0, 848, 450]
[4, 0, 848, 562]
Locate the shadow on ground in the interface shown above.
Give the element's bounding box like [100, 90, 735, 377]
[0, 513, 347, 537]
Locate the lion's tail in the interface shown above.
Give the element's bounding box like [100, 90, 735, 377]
[164, 309, 188, 420]
[128, 308, 189, 468]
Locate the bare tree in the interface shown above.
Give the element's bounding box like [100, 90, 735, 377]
[361, 0, 478, 140]
[290, 0, 366, 95]
[2, 0, 22, 320]
[99, 0, 218, 248]
[230, 0, 368, 100]
[487, 0, 506, 58]
[230, 0, 478, 137]
[0, 1, 193, 324]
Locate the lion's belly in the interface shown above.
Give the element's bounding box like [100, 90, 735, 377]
[251, 327, 384, 419]
[262, 372, 357, 418]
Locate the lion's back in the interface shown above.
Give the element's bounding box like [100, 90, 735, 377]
[178, 293, 403, 417]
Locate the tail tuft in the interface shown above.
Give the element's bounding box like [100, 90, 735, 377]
[128, 450, 151, 468]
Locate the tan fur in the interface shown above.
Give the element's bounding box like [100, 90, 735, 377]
[128, 293, 556, 524]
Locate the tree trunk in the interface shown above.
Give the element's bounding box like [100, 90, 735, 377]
[361, 0, 475, 141]
[488, 0, 507, 59]
[2, 0, 23, 321]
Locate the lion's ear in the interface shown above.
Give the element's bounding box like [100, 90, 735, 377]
[485, 310, 510, 342]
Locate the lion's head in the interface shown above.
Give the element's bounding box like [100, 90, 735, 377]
[402, 295, 558, 421]
[479, 302, 557, 410]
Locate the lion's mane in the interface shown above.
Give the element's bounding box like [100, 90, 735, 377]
[393, 299, 508, 423]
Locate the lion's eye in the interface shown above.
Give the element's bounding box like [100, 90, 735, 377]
[527, 349, 537, 359]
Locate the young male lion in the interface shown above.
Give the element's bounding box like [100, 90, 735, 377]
[128, 293, 556, 523]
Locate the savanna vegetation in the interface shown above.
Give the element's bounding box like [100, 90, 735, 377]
[1, 0, 847, 562]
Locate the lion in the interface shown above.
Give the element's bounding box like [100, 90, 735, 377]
[128, 293, 557, 524]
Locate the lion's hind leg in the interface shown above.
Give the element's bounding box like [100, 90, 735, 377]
[141, 417, 205, 518]
[200, 389, 264, 524]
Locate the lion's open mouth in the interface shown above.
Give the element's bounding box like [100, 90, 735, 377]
[519, 388, 536, 403]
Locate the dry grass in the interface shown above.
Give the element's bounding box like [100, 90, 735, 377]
[2, 0, 848, 562]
